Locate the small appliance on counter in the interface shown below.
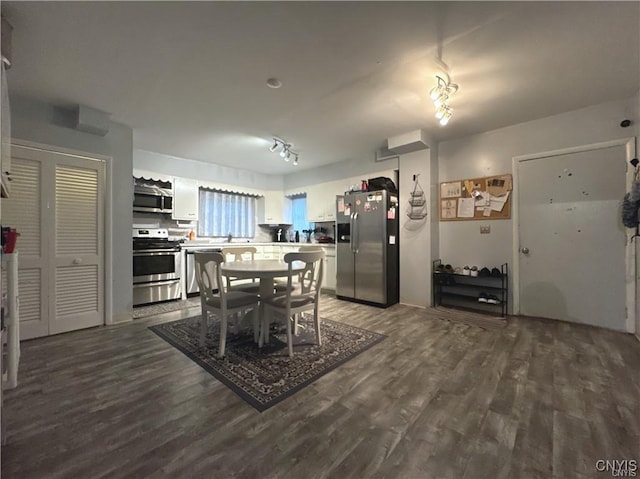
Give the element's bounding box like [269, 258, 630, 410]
[271, 228, 288, 242]
[316, 235, 334, 244]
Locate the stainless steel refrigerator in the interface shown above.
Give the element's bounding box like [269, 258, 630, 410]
[336, 190, 399, 307]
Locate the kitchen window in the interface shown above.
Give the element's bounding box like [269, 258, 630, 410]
[198, 188, 256, 238]
[291, 194, 309, 233]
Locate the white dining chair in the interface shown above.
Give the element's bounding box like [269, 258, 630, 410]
[261, 250, 325, 357]
[221, 246, 261, 294]
[194, 252, 259, 358]
[296, 245, 323, 287]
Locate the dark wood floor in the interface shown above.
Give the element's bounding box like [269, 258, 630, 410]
[3, 295, 639, 479]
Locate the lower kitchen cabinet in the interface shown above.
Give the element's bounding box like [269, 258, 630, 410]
[322, 250, 336, 291]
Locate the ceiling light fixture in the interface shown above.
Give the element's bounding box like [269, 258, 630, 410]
[269, 137, 299, 166]
[430, 73, 458, 126]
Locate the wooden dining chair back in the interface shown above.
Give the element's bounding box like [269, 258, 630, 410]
[262, 250, 325, 356]
[297, 245, 323, 285]
[221, 246, 260, 294]
[194, 251, 259, 358]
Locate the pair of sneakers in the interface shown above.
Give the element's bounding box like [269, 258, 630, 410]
[479, 267, 502, 278]
[462, 265, 479, 277]
[478, 292, 500, 304]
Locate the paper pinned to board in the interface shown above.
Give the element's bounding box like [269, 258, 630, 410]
[457, 197, 475, 218]
[440, 181, 461, 198]
[441, 199, 456, 219]
[490, 191, 510, 212]
[474, 190, 490, 208]
[487, 175, 512, 196]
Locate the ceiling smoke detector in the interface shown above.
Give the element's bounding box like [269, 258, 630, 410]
[266, 78, 282, 89]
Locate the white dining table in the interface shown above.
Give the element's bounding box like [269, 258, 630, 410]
[220, 259, 305, 328]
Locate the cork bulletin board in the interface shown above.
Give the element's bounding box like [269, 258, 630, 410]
[439, 174, 512, 221]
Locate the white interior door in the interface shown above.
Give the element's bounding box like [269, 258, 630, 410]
[2, 151, 48, 339]
[4, 145, 104, 339]
[50, 157, 104, 334]
[517, 144, 628, 330]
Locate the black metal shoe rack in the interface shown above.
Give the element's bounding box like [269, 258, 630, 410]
[432, 259, 508, 317]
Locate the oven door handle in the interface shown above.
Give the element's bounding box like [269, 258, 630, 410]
[133, 279, 181, 288]
[133, 249, 181, 254]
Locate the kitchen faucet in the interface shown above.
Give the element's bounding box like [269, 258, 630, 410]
[227, 232, 233, 243]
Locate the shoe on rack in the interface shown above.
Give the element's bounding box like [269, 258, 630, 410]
[435, 264, 445, 273]
[491, 267, 502, 278]
[470, 266, 479, 277]
[454, 267, 463, 274]
[463, 265, 471, 276]
[486, 295, 501, 304]
[478, 292, 488, 303]
[444, 264, 454, 274]
[479, 267, 491, 277]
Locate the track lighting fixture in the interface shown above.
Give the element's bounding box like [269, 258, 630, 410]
[430, 73, 457, 126]
[269, 137, 299, 166]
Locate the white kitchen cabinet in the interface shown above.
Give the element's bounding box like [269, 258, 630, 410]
[280, 245, 297, 259]
[322, 247, 336, 290]
[261, 244, 278, 260]
[307, 182, 340, 223]
[258, 191, 291, 224]
[306, 184, 325, 223]
[172, 177, 199, 220]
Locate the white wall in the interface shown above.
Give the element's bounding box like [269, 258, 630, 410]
[284, 153, 399, 190]
[9, 94, 134, 323]
[134, 149, 283, 191]
[438, 95, 639, 313]
[399, 148, 433, 307]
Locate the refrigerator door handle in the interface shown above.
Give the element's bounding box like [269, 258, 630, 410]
[353, 212, 359, 254]
[349, 213, 355, 253]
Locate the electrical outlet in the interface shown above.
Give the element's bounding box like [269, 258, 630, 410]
[480, 225, 491, 234]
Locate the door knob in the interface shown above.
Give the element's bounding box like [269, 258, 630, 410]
[521, 247, 530, 254]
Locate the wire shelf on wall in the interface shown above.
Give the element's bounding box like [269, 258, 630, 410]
[407, 174, 427, 220]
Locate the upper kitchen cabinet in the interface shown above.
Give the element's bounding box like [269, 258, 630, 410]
[307, 181, 341, 223]
[258, 191, 291, 224]
[172, 177, 199, 220]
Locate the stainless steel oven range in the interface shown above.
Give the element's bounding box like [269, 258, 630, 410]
[133, 228, 182, 306]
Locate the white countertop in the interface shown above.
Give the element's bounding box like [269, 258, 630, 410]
[181, 241, 335, 249]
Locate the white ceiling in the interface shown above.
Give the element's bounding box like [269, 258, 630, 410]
[4, 1, 639, 175]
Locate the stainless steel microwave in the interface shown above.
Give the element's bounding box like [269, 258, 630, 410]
[133, 184, 173, 214]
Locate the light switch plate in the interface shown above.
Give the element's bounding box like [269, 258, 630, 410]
[480, 225, 491, 234]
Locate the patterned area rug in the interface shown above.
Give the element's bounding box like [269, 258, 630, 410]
[133, 297, 201, 319]
[149, 315, 386, 412]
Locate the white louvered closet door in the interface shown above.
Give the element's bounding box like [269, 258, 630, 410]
[6, 145, 104, 339]
[50, 155, 104, 334]
[2, 148, 48, 339]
